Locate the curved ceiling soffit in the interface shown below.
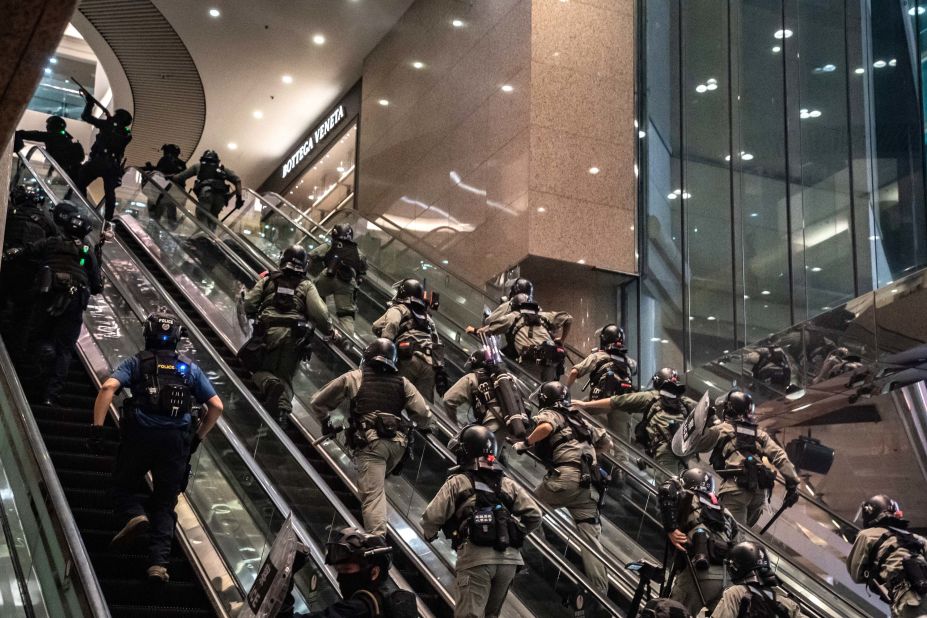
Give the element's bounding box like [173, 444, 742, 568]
[77, 0, 206, 164]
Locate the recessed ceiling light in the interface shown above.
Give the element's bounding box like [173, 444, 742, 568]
[536, 206, 546, 213]
[412, 61, 425, 69]
[227, 142, 237, 150]
[336, 166, 345, 173]
[889, 58, 897, 66]
[253, 110, 263, 119]
[772, 46, 781, 53]
[49, 57, 58, 64]
[696, 84, 708, 94]
[451, 19, 465, 28]
[741, 152, 754, 161]
[378, 99, 390, 106]
[44, 67, 52, 74]
[750, 212, 758, 217]
[281, 74, 293, 84]
[501, 84, 514, 93]
[209, 8, 220, 17]
[639, 130, 646, 139]
[707, 316, 717, 321]
[910, 5, 926, 15]
[811, 266, 822, 272]
[588, 166, 600, 175]
[855, 67, 865, 74]
[761, 290, 771, 295]
[873, 60, 887, 68]
[773, 29, 793, 39]
[577, 259, 586, 264]
[312, 34, 326, 45]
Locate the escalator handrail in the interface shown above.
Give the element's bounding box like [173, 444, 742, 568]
[110, 216, 439, 615]
[0, 337, 111, 618]
[96, 242, 339, 596]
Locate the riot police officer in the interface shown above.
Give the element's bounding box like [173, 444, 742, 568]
[145, 143, 186, 176]
[310, 222, 367, 335]
[566, 324, 638, 398]
[75, 87, 132, 223]
[90, 309, 224, 582]
[442, 338, 530, 445]
[295, 528, 417, 617]
[309, 338, 432, 536]
[14, 115, 84, 179]
[241, 245, 338, 422]
[372, 278, 448, 402]
[143, 144, 187, 223]
[711, 542, 802, 617]
[847, 495, 927, 617]
[513, 382, 612, 593]
[480, 293, 573, 382]
[659, 467, 740, 615]
[576, 367, 695, 475]
[4, 201, 103, 403]
[422, 425, 542, 618]
[481, 277, 534, 327]
[170, 149, 243, 230]
[688, 390, 800, 526]
[0, 187, 57, 354]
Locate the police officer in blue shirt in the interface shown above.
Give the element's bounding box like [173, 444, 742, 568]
[90, 309, 223, 583]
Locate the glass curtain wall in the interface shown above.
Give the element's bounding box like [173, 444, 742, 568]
[636, 0, 927, 378]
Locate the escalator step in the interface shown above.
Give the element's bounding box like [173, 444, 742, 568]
[58, 470, 112, 491]
[92, 552, 195, 581]
[101, 578, 208, 607]
[53, 451, 114, 473]
[110, 605, 215, 618]
[32, 404, 98, 423]
[37, 418, 119, 439]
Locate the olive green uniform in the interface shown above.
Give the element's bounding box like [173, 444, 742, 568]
[421, 473, 542, 618]
[172, 162, 242, 230]
[848, 526, 927, 617]
[309, 368, 431, 536]
[531, 406, 612, 593]
[691, 423, 800, 526]
[243, 274, 333, 418]
[610, 391, 697, 476]
[309, 243, 365, 335]
[373, 304, 441, 403]
[711, 584, 802, 617]
[443, 372, 506, 445]
[665, 491, 740, 615]
[483, 308, 572, 382]
[482, 300, 512, 327]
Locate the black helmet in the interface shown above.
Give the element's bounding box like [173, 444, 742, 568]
[46, 115, 66, 133]
[680, 467, 715, 495]
[53, 200, 79, 228]
[508, 278, 534, 298]
[599, 324, 625, 351]
[394, 278, 424, 301]
[858, 495, 903, 528]
[363, 338, 398, 372]
[510, 293, 539, 312]
[449, 424, 497, 465]
[143, 308, 185, 350]
[10, 186, 45, 209]
[200, 149, 220, 164]
[537, 381, 570, 408]
[720, 389, 754, 421]
[325, 527, 392, 581]
[62, 210, 93, 239]
[331, 223, 354, 241]
[112, 108, 132, 127]
[280, 245, 308, 273]
[465, 349, 487, 371]
[652, 368, 679, 391]
[725, 541, 771, 584]
[161, 143, 181, 157]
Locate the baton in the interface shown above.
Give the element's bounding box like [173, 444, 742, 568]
[312, 426, 343, 446]
[70, 77, 111, 119]
[760, 500, 791, 535]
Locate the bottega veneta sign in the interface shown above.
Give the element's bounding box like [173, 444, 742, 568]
[281, 105, 345, 178]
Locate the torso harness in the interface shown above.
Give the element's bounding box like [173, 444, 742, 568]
[130, 350, 196, 419]
[442, 471, 526, 552]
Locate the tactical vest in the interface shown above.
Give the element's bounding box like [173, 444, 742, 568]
[533, 407, 596, 486]
[392, 303, 441, 361]
[442, 471, 525, 552]
[44, 237, 91, 286]
[633, 396, 688, 453]
[47, 132, 84, 169]
[323, 240, 363, 282]
[470, 369, 499, 423]
[709, 422, 776, 491]
[4, 208, 53, 249]
[505, 308, 553, 348]
[863, 526, 927, 602]
[131, 350, 196, 418]
[738, 585, 792, 618]
[259, 272, 306, 315]
[680, 494, 736, 566]
[351, 581, 418, 618]
[195, 161, 229, 193]
[588, 353, 636, 399]
[90, 120, 130, 160]
[348, 369, 409, 445]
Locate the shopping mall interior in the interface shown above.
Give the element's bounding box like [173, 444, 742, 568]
[2, 0, 927, 616]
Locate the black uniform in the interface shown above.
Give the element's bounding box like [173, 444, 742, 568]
[76, 103, 132, 221]
[14, 128, 84, 179]
[146, 151, 187, 221]
[19, 234, 103, 401]
[0, 192, 57, 354]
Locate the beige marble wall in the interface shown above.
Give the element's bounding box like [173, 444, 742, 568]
[358, 0, 637, 342]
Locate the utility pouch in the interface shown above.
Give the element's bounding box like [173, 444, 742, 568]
[507, 517, 526, 549]
[738, 457, 760, 492]
[374, 413, 408, 439]
[158, 384, 191, 417]
[903, 556, 927, 595]
[579, 453, 594, 489]
[37, 266, 53, 294]
[689, 527, 711, 570]
[396, 339, 416, 360]
[757, 465, 776, 491]
[469, 508, 499, 548]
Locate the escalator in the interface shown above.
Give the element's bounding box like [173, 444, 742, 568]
[221, 186, 885, 617]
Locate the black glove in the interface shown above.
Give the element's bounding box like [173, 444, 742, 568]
[322, 417, 339, 436]
[235, 196, 245, 209]
[3, 248, 23, 261]
[190, 434, 202, 455]
[783, 482, 800, 508]
[87, 425, 107, 454]
[434, 369, 450, 397]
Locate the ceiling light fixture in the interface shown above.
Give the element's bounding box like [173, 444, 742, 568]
[49, 57, 58, 64]
[378, 99, 390, 106]
[638, 130, 646, 138]
[253, 110, 263, 119]
[312, 34, 326, 45]
[855, 67, 865, 74]
[412, 61, 425, 69]
[741, 152, 754, 161]
[707, 316, 717, 321]
[588, 166, 600, 175]
[209, 8, 220, 17]
[281, 74, 293, 84]
[537, 207, 546, 213]
[44, 67, 52, 74]
[772, 46, 781, 53]
[227, 142, 238, 150]
[811, 266, 822, 272]
[773, 29, 793, 39]
[873, 59, 887, 68]
[761, 290, 771, 295]
[910, 5, 926, 15]
[451, 19, 465, 28]
[501, 84, 514, 92]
